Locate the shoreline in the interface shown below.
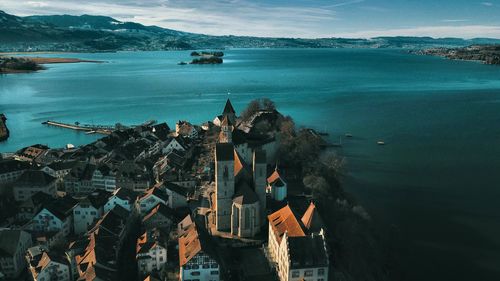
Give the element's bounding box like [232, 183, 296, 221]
[0, 56, 104, 74]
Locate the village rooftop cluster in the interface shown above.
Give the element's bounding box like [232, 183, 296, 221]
[0, 99, 330, 281]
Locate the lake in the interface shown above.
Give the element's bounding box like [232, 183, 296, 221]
[1, 49, 500, 280]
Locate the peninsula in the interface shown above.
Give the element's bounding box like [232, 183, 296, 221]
[0, 99, 395, 281]
[0, 114, 9, 141]
[415, 44, 500, 65]
[0, 56, 102, 74]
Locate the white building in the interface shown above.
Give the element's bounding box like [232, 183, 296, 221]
[104, 187, 136, 212]
[91, 165, 117, 192]
[0, 229, 32, 279]
[73, 193, 107, 235]
[27, 249, 71, 281]
[0, 159, 31, 186]
[159, 182, 191, 209]
[162, 137, 188, 155]
[136, 228, 167, 276]
[136, 187, 169, 215]
[267, 204, 329, 281]
[31, 201, 74, 238]
[178, 215, 220, 281]
[13, 170, 57, 201]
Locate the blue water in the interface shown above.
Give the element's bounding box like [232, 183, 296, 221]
[1, 49, 500, 280]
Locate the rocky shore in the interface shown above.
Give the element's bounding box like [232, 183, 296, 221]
[414, 45, 500, 65]
[0, 114, 9, 142]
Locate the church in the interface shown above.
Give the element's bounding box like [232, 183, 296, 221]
[213, 99, 268, 238]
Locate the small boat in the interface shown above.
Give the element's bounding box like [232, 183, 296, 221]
[178, 61, 188, 65]
[377, 141, 385, 145]
[85, 130, 96, 135]
[345, 133, 353, 138]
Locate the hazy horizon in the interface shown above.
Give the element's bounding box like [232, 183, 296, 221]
[2, 0, 500, 39]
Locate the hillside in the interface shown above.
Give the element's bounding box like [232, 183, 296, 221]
[2, 10, 500, 52]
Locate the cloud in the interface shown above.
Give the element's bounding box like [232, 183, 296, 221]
[441, 19, 470, 23]
[0, 0, 339, 38]
[333, 25, 500, 39]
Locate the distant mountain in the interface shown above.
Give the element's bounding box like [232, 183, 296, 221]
[1, 10, 500, 52]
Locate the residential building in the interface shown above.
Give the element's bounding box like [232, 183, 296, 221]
[0, 229, 32, 279]
[136, 228, 167, 276]
[73, 192, 108, 235]
[159, 181, 191, 209]
[64, 162, 96, 195]
[136, 187, 169, 215]
[27, 247, 71, 281]
[142, 204, 178, 231]
[267, 204, 329, 281]
[0, 159, 31, 186]
[30, 197, 76, 238]
[104, 187, 136, 213]
[92, 164, 117, 192]
[178, 215, 220, 281]
[14, 170, 57, 201]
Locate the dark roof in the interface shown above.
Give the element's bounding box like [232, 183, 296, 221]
[254, 149, 266, 164]
[0, 159, 31, 174]
[223, 99, 236, 115]
[216, 143, 234, 162]
[48, 160, 77, 171]
[67, 162, 96, 181]
[143, 203, 179, 223]
[17, 170, 56, 186]
[233, 181, 259, 205]
[152, 123, 171, 141]
[113, 188, 137, 203]
[0, 229, 25, 257]
[163, 182, 192, 197]
[139, 187, 169, 203]
[42, 196, 77, 221]
[288, 234, 329, 269]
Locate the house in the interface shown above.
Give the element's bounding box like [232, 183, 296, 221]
[14, 170, 57, 201]
[27, 247, 71, 281]
[0, 229, 32, 279]
[14, 144, 49, 163]
[158, 181, 192, 209]
[115, 161, 151, 192]
[92, 164, 117, 192]
[176, 120, 198, 139]
[104, 187, 137, 213]
[74, 208, 130, 281]
[31, 197, 76, 238]
[162, 137, 189, 155]
[136, 187, 169, 214]
[178, 215, 220, 281]
[0, 159, 31, 186]
[42, 160, 77, 180]
[142, 203, 178, 230]
[18, 192, 53, 220]
[73, 192, 109, 235]
[267, 203, 329, 281]
[136, 228, 167, 276]
[64, 162, 96, 195]
[267, 167, 287, 201]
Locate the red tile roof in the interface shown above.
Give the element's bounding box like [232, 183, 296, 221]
[268, 205, 305, 244]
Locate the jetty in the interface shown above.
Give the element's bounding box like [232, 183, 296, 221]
[42, 120, 114, 135]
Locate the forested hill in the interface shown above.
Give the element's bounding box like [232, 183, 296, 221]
[2, 10, 500, 52]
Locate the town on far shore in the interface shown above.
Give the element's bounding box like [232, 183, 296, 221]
[0, 98, 337, 281]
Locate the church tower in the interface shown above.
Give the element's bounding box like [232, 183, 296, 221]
[222, 99, 236, 124]
[215, 143, 235, 231]
[253, 150, 267, 225]
[218, 115, 233, 143]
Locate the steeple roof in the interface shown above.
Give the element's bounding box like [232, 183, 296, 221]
[223, 99, 236, 115]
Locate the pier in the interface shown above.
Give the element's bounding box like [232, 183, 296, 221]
[42, 120, 114, 135]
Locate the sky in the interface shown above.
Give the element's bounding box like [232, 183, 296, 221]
[2, 0, 500, 38]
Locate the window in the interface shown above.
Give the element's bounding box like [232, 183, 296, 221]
[318, 268, 325, 276]
[305, 270, 313, 277]
[203, 264, 209, 269]
[292, 271, 299, 278]
[191, 271, 200, 276]
[211, 264, 218, 268]
[75, 211, 80, 214]
[211, 270, 219, 275]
